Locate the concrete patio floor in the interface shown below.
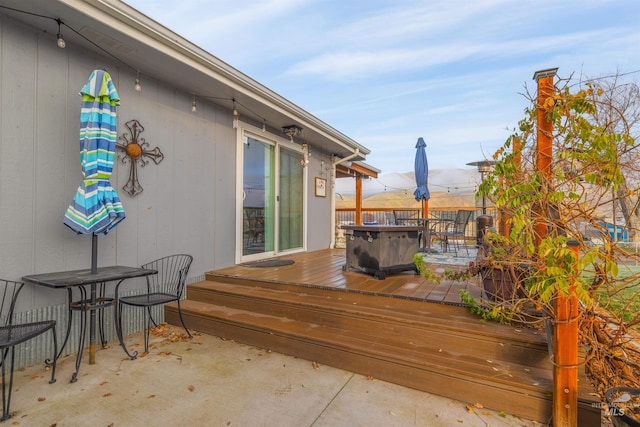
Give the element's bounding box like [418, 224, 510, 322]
[10, 324, 544, 427]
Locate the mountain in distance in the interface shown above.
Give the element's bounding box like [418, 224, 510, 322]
[335, 168, 481, 209]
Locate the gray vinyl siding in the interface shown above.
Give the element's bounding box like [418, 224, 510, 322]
[0, 11, 334, 322]
[0, 15, 234, 312]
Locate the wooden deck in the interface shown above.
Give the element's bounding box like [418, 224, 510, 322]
[210, 248, 481, 304]
[166, 248, 600, 425]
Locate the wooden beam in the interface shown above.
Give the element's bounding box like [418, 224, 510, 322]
[355, 175, 362, 225]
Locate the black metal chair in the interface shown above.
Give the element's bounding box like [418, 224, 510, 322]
[0, 279, 57, 421]
[430, 210, 474, 255]
[115, 254, 193, 359]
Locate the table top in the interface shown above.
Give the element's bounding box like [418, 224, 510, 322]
[23, 265, 157, 288]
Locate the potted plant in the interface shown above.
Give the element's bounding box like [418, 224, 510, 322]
[473, 231, 532, 302]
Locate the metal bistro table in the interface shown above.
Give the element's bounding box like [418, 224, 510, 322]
[23, 266, 157, 382]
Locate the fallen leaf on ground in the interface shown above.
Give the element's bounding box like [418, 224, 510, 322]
[312, 361, 320, 369]
[474, 402, 484, 409]
[148, 395, 156, 398]
[188, 385, 195, 392]
[102, 393, 112, 397]
[37, 397, 46, 402]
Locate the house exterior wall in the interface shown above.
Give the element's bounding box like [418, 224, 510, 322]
[0, 14, 334, 316]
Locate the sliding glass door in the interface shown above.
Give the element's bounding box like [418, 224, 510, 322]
[241, 134, 304, 258]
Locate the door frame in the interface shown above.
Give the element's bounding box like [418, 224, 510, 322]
[235, 123, 307, 264]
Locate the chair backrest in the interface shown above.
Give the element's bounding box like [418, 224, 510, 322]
[393, 209, 421, 225]
[452, 210, 474, 235]
[0, 280, 25, 327]
[385, 211, 397, 225]
[141, 254, 193, 297]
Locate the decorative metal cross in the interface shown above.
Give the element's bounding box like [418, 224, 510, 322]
[116, 119, 164, 196]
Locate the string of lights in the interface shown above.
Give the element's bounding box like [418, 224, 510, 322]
[357, 177, 478, 194]
[0, 5, 276, 132]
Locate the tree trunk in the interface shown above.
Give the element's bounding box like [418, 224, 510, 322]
[616, 183, 640, 242]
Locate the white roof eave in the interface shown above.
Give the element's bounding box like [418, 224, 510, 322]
[60, 0, 371, 159]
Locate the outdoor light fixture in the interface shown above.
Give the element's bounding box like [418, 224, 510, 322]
[134, 72, 141, 92]
[191, 95, 197, 112]
[466, 160, 496, 215]
[55, 18, 66, 48]
[233, 108, 239, 128]
[282, 124, 303, 141]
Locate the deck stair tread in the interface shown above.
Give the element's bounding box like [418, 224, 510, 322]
[164, 277, 600, 424]
[187, 280, 550, 366]
[177, 299, 551, 393]
[202, 274, 545, 338]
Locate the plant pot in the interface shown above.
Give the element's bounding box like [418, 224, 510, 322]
[605, 387, 640, 427]
[481, 267, 526, 302]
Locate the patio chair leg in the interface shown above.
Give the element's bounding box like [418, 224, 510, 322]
[143, 315, 152, 353]
[1, 348, 12, 421]
[115, 302, 138, 360]
[147, 306, 159, 328]
[176, 300, 192, 338]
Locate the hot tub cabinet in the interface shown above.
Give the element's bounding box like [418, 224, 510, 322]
[342, 225, 421, 280]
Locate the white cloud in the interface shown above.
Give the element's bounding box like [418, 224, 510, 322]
[125, 0, 640, 173]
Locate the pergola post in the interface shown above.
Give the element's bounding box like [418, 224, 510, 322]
[355, 175, 362, 225]
[533, 67, 578, 427]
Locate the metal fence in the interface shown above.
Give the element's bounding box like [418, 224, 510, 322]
[335, 207, 499, 248]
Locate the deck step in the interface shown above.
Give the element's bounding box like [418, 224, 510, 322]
[166, 278, 600, 424]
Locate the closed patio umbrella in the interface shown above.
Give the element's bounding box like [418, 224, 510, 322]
[413, 137, 430, 217]
[63, 69, 125, 272]
[414, 137, 430, 251]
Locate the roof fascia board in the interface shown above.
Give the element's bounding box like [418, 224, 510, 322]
[64, 0, 369, 156]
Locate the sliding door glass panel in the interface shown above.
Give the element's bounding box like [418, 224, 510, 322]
[242, 137, 275, 256]
[278, 147, 304, 251]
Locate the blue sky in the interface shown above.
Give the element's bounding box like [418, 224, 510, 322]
[126, 0, 639, 174]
